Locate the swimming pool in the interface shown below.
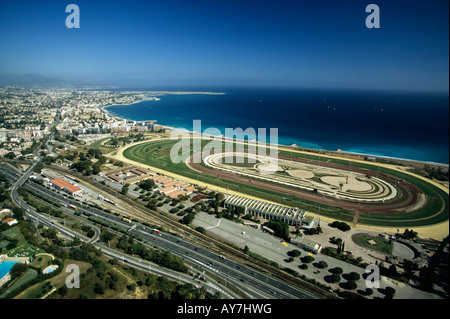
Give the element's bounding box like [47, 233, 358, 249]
[0, 260, 21, 280]
[42, 265, 58, 274]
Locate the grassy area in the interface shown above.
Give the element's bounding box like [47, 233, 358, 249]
[121, 138, 448, 227]
[2, 227, 27, 245]
[1, 226, 46, 258]
[122, 138, 354, 221]
[354, 233, 393, 254]
[1, 269, 39, 299]
[30, 255, 54, 269]
[90, 137, 112, 150]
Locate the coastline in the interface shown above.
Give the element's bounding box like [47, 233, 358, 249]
[100, 90, 226, 122]
[98, 92, 449, 167]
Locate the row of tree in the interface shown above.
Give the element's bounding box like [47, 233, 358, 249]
[116, 234, 188, 273]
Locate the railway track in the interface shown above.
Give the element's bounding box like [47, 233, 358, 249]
[46, 164, 335, 299]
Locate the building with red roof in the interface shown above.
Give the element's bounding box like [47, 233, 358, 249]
[50, 178, 83, 196]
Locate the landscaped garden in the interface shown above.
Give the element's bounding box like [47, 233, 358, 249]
[353, 233, 393, 254]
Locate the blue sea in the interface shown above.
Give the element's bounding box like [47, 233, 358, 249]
[105, 87, 449, 164]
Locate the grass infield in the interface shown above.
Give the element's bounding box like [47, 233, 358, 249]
[121, 138, 449, 228]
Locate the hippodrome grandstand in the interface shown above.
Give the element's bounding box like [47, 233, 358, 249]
[224, 194, 306, 226]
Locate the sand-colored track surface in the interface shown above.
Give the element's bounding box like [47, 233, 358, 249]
[202, 151, 397, 203]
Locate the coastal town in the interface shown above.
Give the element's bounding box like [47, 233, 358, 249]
[0, 86, 163, 159]
[0, 0, 448, 315]
[0, 85, 448, 301]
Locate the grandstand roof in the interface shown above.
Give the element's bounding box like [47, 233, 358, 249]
[224, 195, 305, 222]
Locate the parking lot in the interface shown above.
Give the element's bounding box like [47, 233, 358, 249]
[192, 212, 438, 299]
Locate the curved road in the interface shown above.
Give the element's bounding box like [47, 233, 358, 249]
[1, 163, 319, 299]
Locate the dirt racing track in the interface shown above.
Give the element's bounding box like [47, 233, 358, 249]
[201, 151, 398, 203]
[188, 150, 425, 216]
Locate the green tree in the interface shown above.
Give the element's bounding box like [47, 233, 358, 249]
[332, 221, 351, 232]
[12, 207, 25, 220]
[181, 213, 195, 225]
[267, 218, 290, 241]
[236, 206, 245, 218]
[345, 280, 357, 290]
[4, 151, 16, 159]
[58, 285, 69, 296]
[41, 228, 57, 239]
[330, 273, 341, 283]
[301, 255, 315, 264]
[121, 184, 129, 196]
[94, 282, 106, 295]
[215, 192, 225, 203]
[289, 249, 301, 257]
[139, 179, 156, 191]
[403, 229, 418, 240]
[195, 226, 206, 234]
[9, 263, 28, 280]
[347, 272, 360, 281]
[385, 286, 396, 297]
[100, 229, 115, 243]
[92, 162, 102, 175]
[331, 267, 343, 274]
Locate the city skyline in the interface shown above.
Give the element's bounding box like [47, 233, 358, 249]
[0, 0, 449, 92]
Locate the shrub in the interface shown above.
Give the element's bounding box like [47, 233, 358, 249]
[347, 272, 361, 281]
[195, 226, 206, 234]
[330, 267, 343, 274]
[385, 286, 396, 296]
[332, 221, 351, 232]
[301, 255, 315, 264]
[365, 288, 373, 296]
[299, 264, 308, 270]
[345, 280, 357, 290]
[330, 273, 341, 283]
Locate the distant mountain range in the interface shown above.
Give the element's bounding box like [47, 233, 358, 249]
[0, 74, 116, 89]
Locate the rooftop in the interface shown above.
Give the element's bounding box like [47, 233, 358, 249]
[225, 195, 305, 221]
[50, 178, 82, 193]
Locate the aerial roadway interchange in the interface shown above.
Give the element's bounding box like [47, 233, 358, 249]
[117, 134, 449, 236]
[0, 163, 319, 300]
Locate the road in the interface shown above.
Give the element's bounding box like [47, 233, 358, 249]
[1, 163, 319, 299]
[2, 163, 235, 298]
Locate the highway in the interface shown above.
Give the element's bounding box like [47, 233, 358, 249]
[2, 163, 235, 298]
[1, 163, 318, 299]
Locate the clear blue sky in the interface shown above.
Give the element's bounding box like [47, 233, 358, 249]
[0, 0, 448, 91]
